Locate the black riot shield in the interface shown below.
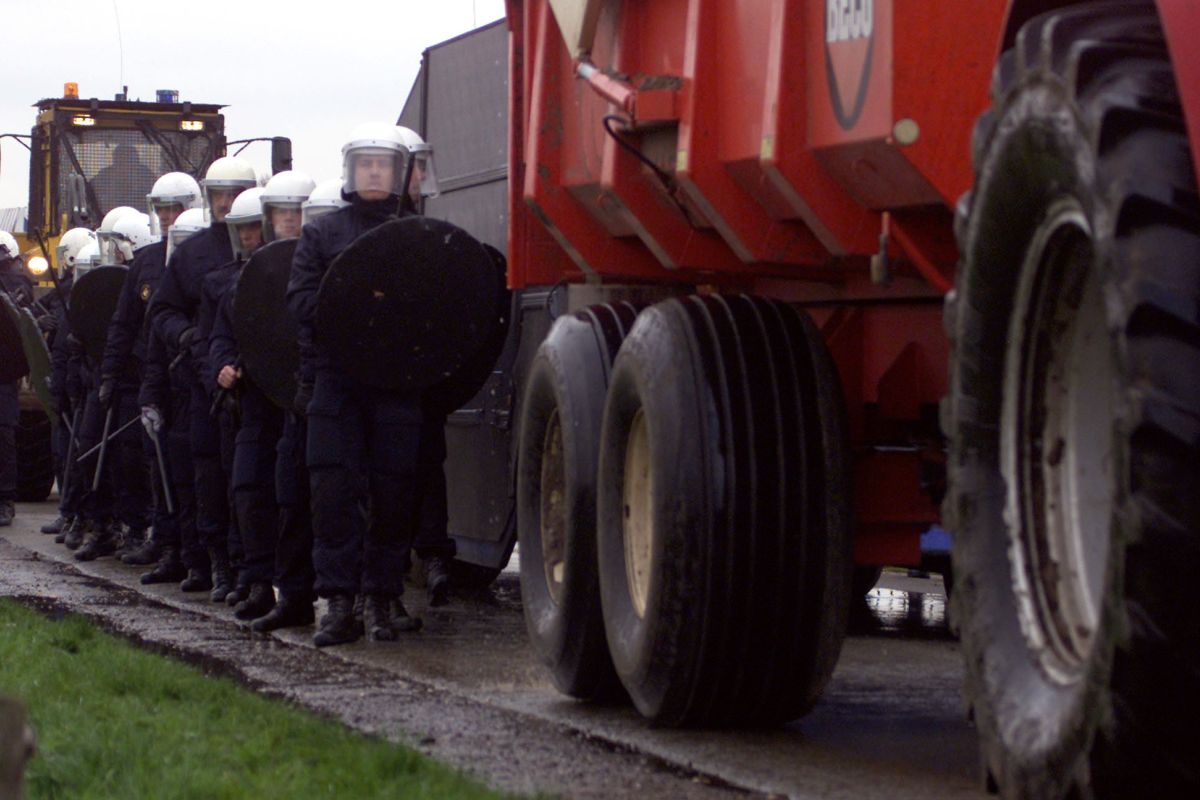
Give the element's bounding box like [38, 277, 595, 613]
[423, 244, 511, 415]
[315, 217, 500, 393]
[68, 265, 128, 365]
[0, 292, 30, 382]
[233, 239, 299, 410]
[1, 294, 57, 425]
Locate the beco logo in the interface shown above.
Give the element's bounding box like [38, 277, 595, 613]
[825, 0, 876, 130]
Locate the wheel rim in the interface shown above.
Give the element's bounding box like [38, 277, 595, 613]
[1002, 200, 1115, 684]
[623, 408, 654, 620]
[540, 409, 567, 606]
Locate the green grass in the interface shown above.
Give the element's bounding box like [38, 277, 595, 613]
[0, 599, 511, 800]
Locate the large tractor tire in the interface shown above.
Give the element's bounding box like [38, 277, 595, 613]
[945, 3, 1200, 796]
[596, 295, 852, 726]
[16, 409, 54, 502]
[516, 303, 638, 700]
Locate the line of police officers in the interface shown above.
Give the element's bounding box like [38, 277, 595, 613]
[2, 124, 454, 645]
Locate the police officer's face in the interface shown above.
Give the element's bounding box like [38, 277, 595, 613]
[271, 207, 302, 240]
[155, 203, 184, 233]
[209, 188, 242, 222]
[236, 222, 263, 254]
[354, 153, 394, 201]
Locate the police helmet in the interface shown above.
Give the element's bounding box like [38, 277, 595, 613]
[146, 172, 203, 236]
[166, 208, 208, 263]
[395, 126, 440, 199]
[201, 156, 257, 224]
[225, 187, 265, 260]
[261, 170, 316, 242]
[55, 227, 96, 280]
[340, 122, 408, 199]
[302, 178, 349, 226]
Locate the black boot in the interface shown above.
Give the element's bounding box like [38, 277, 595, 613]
[141, 548, 187, 584]
[364, 594, 400, 642]
[114, 527, 146, 560]
[234, 582, 276, 621]
[390, 597, 424, 632]
[424, 556, 451, 607]
[225, 583, 249, 607]
[0, 501, 14, 527]
[75, 524, 118, 561]
[209, 553, 234, 603]
[40, 515, 70, 534]
[54, 517, 76, 543]
[250, 594, 315, 632]
[313, 594, 362, 647]
[180, 568, 214, 593]
[63, 518, 89, 549]
[122, 537, 161, 566]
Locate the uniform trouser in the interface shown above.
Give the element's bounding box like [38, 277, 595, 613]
[76, 386, 115, 522]
[110, 386, 151, 531]
[0, 382, 16, 503]
[160, 382, 206, 571]
[190, 382, 232, 561]
[275, 411, 315, 600]
[232, 384, 283, 585]
[52, 399, 75, 515]
[307, 371, 423, 598]
[219, 409, 243, 576]
[412, 416, 457, 561]
[60, 396, 90, 516]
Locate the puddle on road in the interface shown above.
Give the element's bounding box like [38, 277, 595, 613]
[851, 586, 952, 640]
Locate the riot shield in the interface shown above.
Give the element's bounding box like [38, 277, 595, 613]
[423, 244, 511, 415]
[233, 239, 299, 410]
[68, 265, 128, 366]
[1, 294, 57, 425]
[315, 217, 499, 393]
[0, 293, 30, 382]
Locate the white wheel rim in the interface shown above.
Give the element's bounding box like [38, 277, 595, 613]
[623, 408, 654, 620]
[540, 409, 567, 606]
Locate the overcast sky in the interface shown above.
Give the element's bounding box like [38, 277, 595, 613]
[0, 0, 506, 211]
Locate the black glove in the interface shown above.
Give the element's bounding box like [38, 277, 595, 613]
[36, 314, 58, 334]
[66, 332, 83, 349]
[97, 377, 115, 408]
[293, 378, 313, 416]
[178, 326, 197, 350]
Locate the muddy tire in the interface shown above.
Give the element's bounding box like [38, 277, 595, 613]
[516, 303, 638, 700]
[16, 409, 54, 502]
[852, 566, 883, 598]
[596, 295, 852, 726]
[946, 3, 1200, 795]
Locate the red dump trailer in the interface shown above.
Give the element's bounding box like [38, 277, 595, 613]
[501, 0, 1199, 796]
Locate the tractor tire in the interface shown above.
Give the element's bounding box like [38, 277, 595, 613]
[16, 409, 54, 502]
[596, 295, 852, 726]
[516, 303, 638, 700]
[852, 566, 883, 598]
[945, 3, 1200, 796]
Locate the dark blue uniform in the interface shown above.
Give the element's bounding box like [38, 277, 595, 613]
[210, 278, 284, 589]
[286, 196, 423, 599]
[150, 225, 236, 576]
[0, 259, 32, 514]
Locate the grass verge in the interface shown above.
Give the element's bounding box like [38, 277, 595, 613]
[0, 598, 511, 799]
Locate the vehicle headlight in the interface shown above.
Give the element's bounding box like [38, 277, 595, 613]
[28, 256, 49, 276]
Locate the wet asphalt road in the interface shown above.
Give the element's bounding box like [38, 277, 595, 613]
[1, 502, 985, 799]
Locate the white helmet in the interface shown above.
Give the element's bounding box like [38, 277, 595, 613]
[112, 212, 157, 261]
[146, 172, 203, 236]
[74, 240, 102, 279]
[97, 206, 140, 264]
[201, 156, 257, 224]
[55, 227, 96, 280]
[395, 126, 440, 199]
[341, 122, 408, 199]
[166, 208, 208, 263]
[0, 230, 19, 264]
[225, 186, 265, 259]
[302, 178, 349, 225]
[261, 170, 316, 242]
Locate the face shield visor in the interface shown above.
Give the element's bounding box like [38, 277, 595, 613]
[166, 226, 202, 263]
[95, 231, 126, 265]
[146, 198, 188, 237]
[262, 201, 304, 243]
[404, 147, 440, 200]
[203, 184, 250, 224]
[227, 217, 265, 260]
[54, 243, 73, 281]
[343, 147, 407, 199]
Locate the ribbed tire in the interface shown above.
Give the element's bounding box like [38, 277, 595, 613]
[16, 409, 54, 502]
[946, 3, 1200, 796]
[596, 295, 852, 726]
[517, 303, 638, 700]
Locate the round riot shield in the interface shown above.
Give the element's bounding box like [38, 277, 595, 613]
[68, 265, 128, 365]
[1, 294, 57, 424]
[0, 293, 30, 382]
[233, 239, 300, 410]
[315, 216, 498, 392]
[423, 244, 511, 415]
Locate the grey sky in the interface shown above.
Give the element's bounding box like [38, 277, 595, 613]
[0, 0, 506, 210]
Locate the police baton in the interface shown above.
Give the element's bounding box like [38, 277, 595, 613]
[90, 405, 115, 491]
[146, 425, 176, 515]
[74, 412, 141, 464]
[59, 405, 82, 502]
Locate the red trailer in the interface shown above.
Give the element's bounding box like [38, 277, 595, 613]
[503, 0, 1199, 796]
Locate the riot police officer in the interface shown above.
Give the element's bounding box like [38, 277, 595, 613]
[0, 231, 33, 527]
[287, 123, 429, 645]
[151, 156, 256, 600]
